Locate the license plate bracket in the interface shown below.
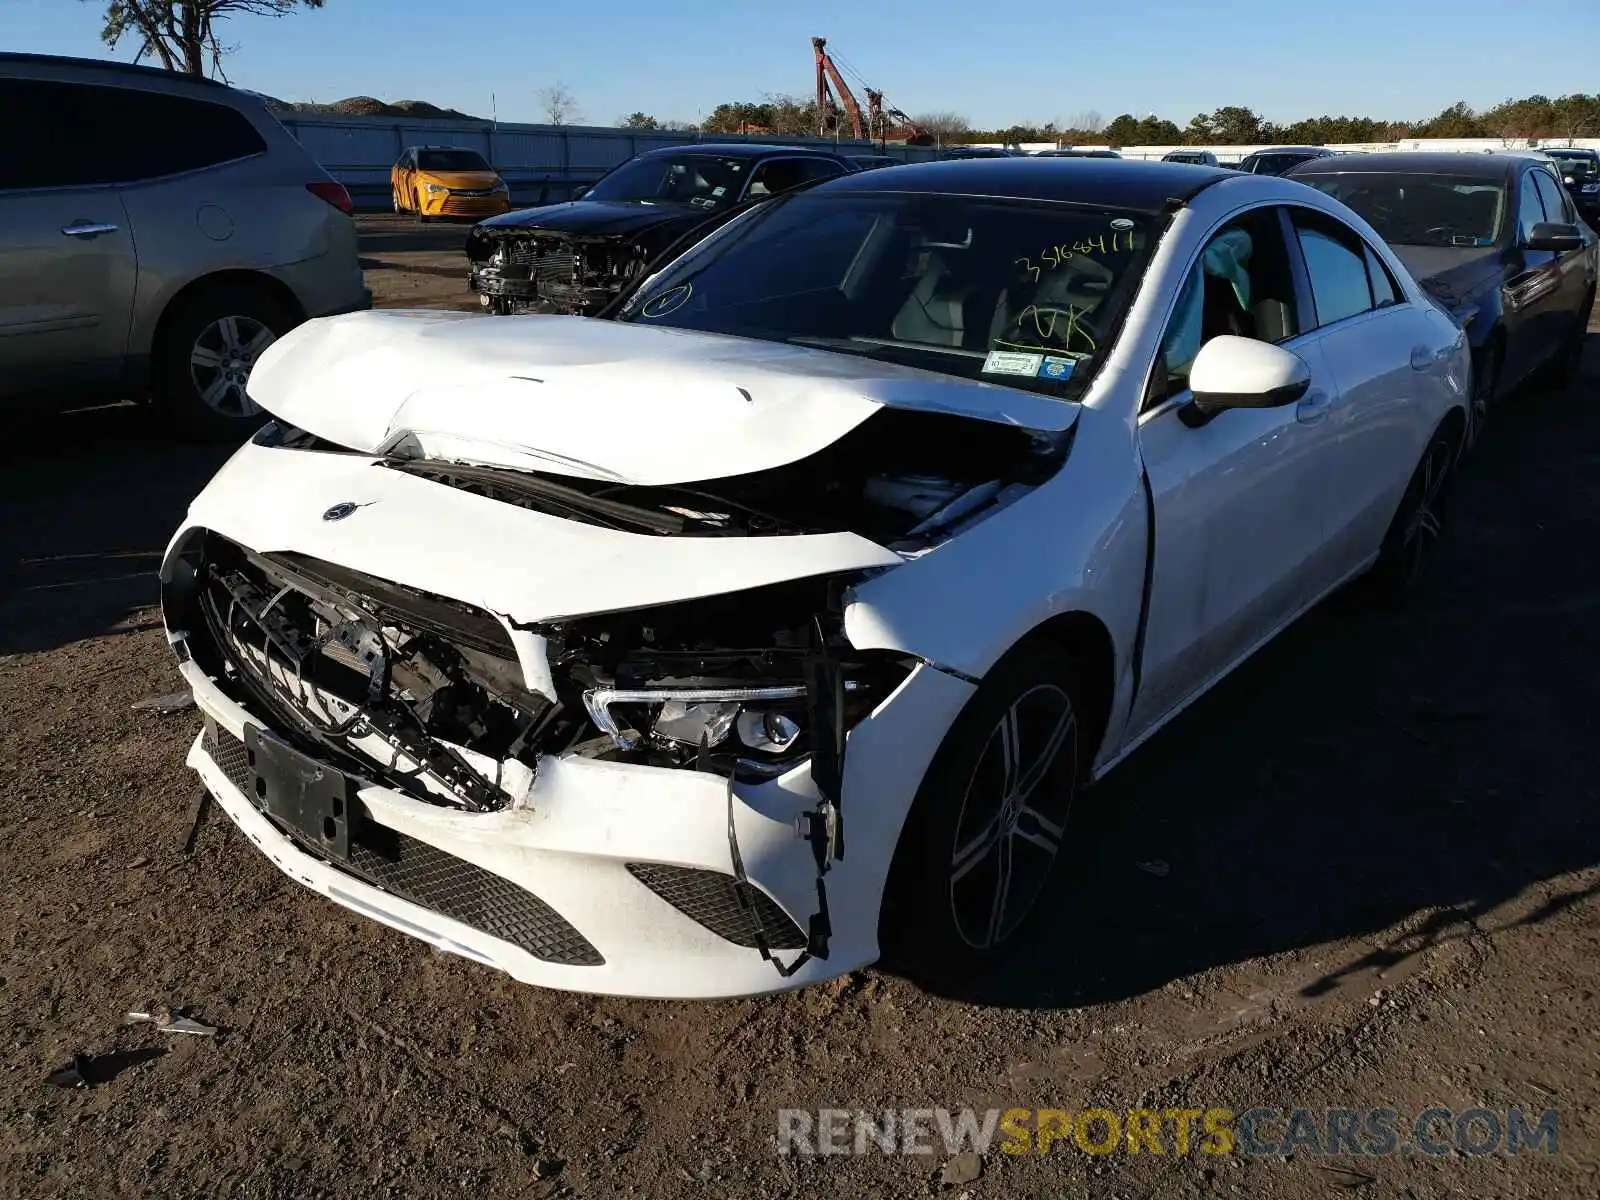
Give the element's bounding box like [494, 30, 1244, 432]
[243, 725, 359, 860]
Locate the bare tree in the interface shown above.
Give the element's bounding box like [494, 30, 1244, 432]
[913, 111, 971, 137]
[537, 81, 580, 127]
[1064, 109, 1104, 133]
[91, 1, 326, 79]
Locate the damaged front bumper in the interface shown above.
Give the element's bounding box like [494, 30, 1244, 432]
[466, 229, 645, 315]
[161, 439, 976, 998]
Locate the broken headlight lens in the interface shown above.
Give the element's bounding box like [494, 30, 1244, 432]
[583, 685, 809, 755]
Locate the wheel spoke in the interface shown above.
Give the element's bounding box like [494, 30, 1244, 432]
[997, 704, 1021, 797]
[200, 375, 233, 408]
[240, 322, 275, 360]
[217, 316, 243, 354]
[983, 833, 1014, 949]
[1013, 709, 1076, 800]
[1014, 804, 1065, 854]
[190, 345, 225, 370]
[951, 811, 1004, 883]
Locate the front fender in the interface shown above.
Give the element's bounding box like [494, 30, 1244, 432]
[843, 406, 1145, 694]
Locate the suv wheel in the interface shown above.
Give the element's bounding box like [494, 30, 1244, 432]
[156, 283, 295, 442]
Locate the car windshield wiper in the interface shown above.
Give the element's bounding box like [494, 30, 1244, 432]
[786, 335, 985, 361]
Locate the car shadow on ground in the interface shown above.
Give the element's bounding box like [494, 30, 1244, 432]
[924, 338, 1600, 1010]
[354, 217, 475, 256]
[0, 404, 236, 656]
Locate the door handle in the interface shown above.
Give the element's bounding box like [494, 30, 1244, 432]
[61, 221, 119, 239]
[1295, 391, 1332, 424]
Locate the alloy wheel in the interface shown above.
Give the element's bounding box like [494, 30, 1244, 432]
[189, 315, 274, 418]
[1400, 436, 1453, 588]
[947, 683, 1078, 951]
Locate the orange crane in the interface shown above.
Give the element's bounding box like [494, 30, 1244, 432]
[813, 37, 866, 140]
[812, 37, 932, 146]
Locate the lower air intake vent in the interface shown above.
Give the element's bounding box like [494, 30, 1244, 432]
[626, 863, 808, 950]
[203, 726, 602, 966]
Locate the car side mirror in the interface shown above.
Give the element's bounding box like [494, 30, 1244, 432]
[1526, 221, 1582, 252]
[1181, 336, 1311, 426]
[572, 185, 591, 201]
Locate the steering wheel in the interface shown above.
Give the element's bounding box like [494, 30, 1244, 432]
[1423, 225, 1460, 241]
[1008, 303, 1100, 355]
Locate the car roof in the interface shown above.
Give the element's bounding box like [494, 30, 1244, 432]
[1546, 147, 1597, 156]
[635, 142, 846, 161]
[0, 50, 231, 89]
[816, 156, 1233, 212]
[1247, 147, 1328, 157]
[1288, 151, 1525, 181]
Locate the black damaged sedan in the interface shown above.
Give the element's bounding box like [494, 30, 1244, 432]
[1291, 152, 1597, 447]
[466, 144, 856, 316]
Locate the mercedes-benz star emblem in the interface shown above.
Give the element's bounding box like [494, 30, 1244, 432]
[321, 502, 359, 522]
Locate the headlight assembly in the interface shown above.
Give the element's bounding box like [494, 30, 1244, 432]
[581, 672, 891, 777]
[424, 183, 447, 194]
[583, 684, 816, 754]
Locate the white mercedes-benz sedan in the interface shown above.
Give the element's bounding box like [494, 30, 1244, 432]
[160, 159, 1470, 998]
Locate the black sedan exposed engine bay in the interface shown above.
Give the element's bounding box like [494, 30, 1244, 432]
[465, 143, 857, 315]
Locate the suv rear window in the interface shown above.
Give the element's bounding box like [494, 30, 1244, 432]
[0, 79, 268, 190]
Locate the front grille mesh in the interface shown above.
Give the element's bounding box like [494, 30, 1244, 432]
[202, 726, 603, 966]
[626, 863, 808, 950]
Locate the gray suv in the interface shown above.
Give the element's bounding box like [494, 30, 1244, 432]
[0, 54, 370, 438]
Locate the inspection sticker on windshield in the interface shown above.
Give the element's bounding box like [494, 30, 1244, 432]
[982, 350, 1044, 377]
[1038, 355, 1077, 380]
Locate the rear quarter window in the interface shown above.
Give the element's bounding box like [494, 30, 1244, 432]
[0, 78, 267, 189]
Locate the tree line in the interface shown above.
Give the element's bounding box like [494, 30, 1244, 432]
[947, 95, 1600, 147]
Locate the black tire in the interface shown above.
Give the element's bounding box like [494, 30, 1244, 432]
[1544, 290, 1592, 387]
[878, 641, 1085, 988]
[414, 188, 430, 223]
[1364, 418, 1461, 608]
[1464, 341, 1499, 454]
[392, 186, 404, 214]
[155, 282, 296, 442]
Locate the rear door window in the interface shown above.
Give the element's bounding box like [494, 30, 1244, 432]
[1292, 210, 1377, 327]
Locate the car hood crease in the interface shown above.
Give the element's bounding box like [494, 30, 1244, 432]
[246, 310, 1079, 486]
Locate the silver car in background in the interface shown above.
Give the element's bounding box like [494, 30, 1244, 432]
[0, 53, 370, 439]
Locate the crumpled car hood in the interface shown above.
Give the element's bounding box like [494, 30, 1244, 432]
[246, 309, 1079, 486]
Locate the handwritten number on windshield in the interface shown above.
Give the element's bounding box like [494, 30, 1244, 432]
[1016, 229, 1135, 281]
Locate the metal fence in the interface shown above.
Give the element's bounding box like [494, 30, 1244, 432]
[274, 113, 938, 209]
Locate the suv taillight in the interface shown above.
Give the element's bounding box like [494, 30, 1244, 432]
[306, 180, 354, 215]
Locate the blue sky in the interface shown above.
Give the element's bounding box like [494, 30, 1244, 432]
[7, 0, 1599, 128]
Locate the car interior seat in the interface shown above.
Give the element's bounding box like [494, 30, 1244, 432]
[891, 251, 997, 348]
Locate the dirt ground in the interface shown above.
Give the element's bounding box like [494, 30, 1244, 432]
[0, 233, 1597, 1198]
[357, 213, 484, 311]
